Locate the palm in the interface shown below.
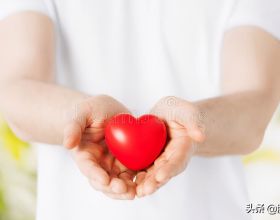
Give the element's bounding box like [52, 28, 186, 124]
[63, 96, 138, 199]
[72, 119, 136, 199]
[136, 121, 193, 197]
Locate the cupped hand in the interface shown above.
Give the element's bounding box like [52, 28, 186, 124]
[63, 95, 136, 200]
[136, 96, 206, 197]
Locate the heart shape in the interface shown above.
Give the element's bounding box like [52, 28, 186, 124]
[105, 114, 167, 171]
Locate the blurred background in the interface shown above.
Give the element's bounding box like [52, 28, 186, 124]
[0, 106, 279, 220]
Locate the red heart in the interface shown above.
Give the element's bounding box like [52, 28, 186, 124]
[105, 114, 167, 171]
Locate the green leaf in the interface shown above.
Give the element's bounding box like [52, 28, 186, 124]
[0, 119, 29, 161]
[0, 180, 6, 215]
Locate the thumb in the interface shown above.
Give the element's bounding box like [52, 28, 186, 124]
[63, 104, 90, 149]
[182, 113, 205, 143]
[174, 103, 206, 143]
[152, 102, 205, 143]
[187, 126, 205, 143]
[63, 120, 85, 149]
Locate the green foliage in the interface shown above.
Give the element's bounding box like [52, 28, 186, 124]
[0, 121, 29, 161]
[0, 119, 36, 220]
[0, 182, 6, 215]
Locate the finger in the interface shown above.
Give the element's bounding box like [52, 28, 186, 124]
[90, 177, 127, 194]
[119, 172, 135, 184]
[139, 160, 166, 196]
[137, 170, 170, 198]
[167, 119, 205, 144]
[110, 172, 135, 194]
[155, 163, 177, 183]
[187, 127, 205, 143]
[138, 138, 192, 196]
[100, 154, 114, 174]
[114, 159, 131, 173]
[82, 127, 104, 143]
[136, 184, 144, 198]
[109, 177, 127, 194]
[135, 172, 146, 185]
[104, 173, 136, 200]
[136, 169, 157, 197]
[73, 147, 110, 185]
[119, 171, 137, 195]
[63, 104, 91, 149]
[137, 170, 159, 197]
[142, 175, 158, 196]
[153, 154, 168, 167]
[136, 165, 158, 197]
[138, 165, 172, 197]
[63, 121, 84, 149]
[155, 139, 191, 183]
[136, 172, 146, 197]
[81, 161, 110, 185]
[104, 185, 135, 200]
[76, 142, 104, 158]
[90, 179, 112, 193]
[104, 192, 135, 200]
[111, 159, 136, 180]
[151, 98, 205, 143]
[177, 110, 206, 143]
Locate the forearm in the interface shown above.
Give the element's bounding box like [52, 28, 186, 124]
[194, 90, 278, 156]
[0, 79, 89, 145]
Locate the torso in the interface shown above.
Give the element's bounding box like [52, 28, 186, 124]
[37, 1, 251, 220]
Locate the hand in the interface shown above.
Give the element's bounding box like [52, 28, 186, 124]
[63, 95, 136, 200]
[136, 96, 205, 197]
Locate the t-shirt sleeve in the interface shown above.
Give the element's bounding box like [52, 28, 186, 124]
[226, 0, 280, 40]
[0, 0, 49, 20]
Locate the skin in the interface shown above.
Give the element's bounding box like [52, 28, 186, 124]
[0, 13, 280, 199]
[0, 12, 136, 199]
[137, 27, 280, 196]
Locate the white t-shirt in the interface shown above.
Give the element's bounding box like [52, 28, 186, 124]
[1, 1, 280, 220]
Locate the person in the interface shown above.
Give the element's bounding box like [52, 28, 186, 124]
[0, 0, 280, 220]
